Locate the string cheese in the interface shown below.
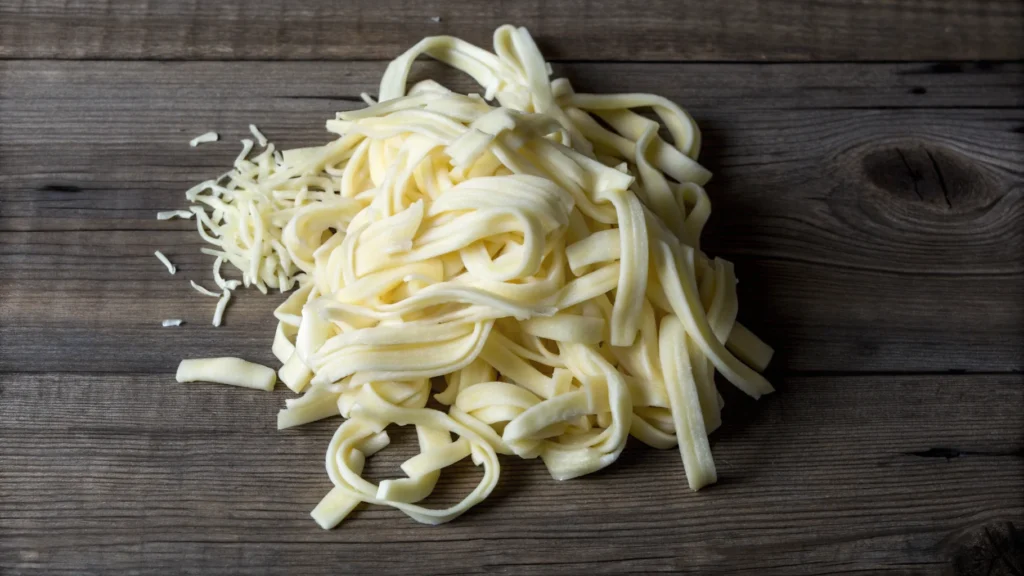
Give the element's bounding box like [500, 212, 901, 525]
[166, 24, 776, 529]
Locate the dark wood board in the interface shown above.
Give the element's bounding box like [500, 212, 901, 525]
[1, 0, 1022, 61]
[1, 3, 1023, 575]
[2, 373, 1022, 575]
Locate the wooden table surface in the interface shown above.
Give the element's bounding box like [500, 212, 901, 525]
[2, 2, 1023, 574]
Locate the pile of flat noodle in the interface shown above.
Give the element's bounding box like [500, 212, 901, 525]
[176, 25, 774, 529]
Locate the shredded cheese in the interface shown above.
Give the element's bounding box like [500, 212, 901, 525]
[213, 256, 242, 291]
[176, 357, 276, 391]
[169, 24, 776, 529]
[189, 131, 219, 147]
[190, 280, 220, 298]
[156, 210, 195, 220]
[154, 251, 176, 274]
[235, 138, 254, 166]
[249, 124, 268, 147]
[212, 289, 232, 327]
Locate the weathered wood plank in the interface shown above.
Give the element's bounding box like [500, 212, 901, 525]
[2, 61, 1021, 372]
[3, 61, 1022, 110]
[1, 372, 1021, 575]
[1, 0, 1021, 62]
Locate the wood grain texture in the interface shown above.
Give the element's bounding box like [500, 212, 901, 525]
[2, 7, 1024, 573]
[1, 372, 1021, 575]
[2, 61, 1022, 373]
[1, 0, 1023, 61]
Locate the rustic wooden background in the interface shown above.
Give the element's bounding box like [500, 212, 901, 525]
[2, 1, 1023, 574]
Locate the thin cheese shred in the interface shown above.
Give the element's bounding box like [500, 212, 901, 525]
[154, 250, 176, 275]
[212, 289, 232, 327]
[190, 280, 221, 298]
[189, 131, 219, 147]
[156, 210, 195, 220]
[167, 24, 775, 529]
[249, 124, 269, 147]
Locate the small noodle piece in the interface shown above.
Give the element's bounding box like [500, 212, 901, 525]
[176, 357, 276, 391]
[162, 319, 184, 327]
[154, 251, 176, 274]
[167, 24, 776, 529]
[189, 131, 219, 147]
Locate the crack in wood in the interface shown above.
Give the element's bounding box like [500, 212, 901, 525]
[281, 95, 367, 103]
[38, 184, 84, 193]
[905, 447, 1024, 459]
[896, 148, 926, 202]
[925, 148, 954, 209]
[895, 62, 1004, 76]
